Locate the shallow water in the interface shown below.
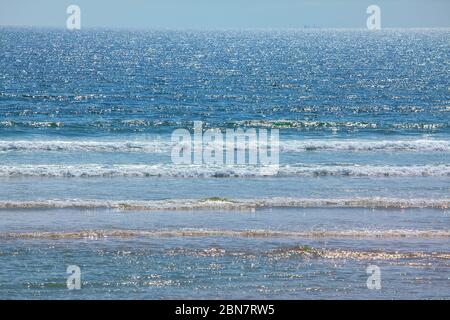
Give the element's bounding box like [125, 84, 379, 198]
[0, 207, 449, 299]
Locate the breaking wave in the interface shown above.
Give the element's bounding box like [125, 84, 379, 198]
[1, 228, 449, 239]
[0, 163, 448, 177]
[0, 139, 449, 153]
[280, 139, 450, 152]
[0, 197, 447, 210]
[0, 140, 169, 153]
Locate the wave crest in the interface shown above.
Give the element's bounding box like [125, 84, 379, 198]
[0, 164, 448, 177]
[0, 197, 447, 210]
[2, 228, 450, 239]
[1, 139, 449, 153]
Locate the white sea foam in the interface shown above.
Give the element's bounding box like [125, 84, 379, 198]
[280, 139, 450, 152]
[0, 140, 170, 153]
[0, 139, 448, 153]
[0, 163, 448, 177]
[279, 164, 450, 177]
[0, 197, 447, 210]
[2, 228, 450, 239]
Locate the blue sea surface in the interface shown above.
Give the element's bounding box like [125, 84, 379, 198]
[0, 28, 449, 299]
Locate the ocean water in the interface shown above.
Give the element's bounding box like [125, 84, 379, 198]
[0, 28, 449, 299]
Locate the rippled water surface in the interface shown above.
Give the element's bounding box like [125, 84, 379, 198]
[0, 28, 449, 299]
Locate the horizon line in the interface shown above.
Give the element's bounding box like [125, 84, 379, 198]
[1, 25, 450, 32]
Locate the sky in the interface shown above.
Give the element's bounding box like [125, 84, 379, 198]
[0, 0, 449, 29]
